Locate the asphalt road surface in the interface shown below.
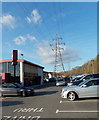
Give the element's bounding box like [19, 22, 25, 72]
[0, 83, 99, 120]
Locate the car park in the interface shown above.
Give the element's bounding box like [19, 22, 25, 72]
[61, 78, 99, 101]
[67, 74, 99, 86]
[0, 83, 34, 97]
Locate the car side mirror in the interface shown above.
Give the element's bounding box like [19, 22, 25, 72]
[81, 84, 87, 88]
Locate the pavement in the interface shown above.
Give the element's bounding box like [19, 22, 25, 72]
[0, 82, 99, 120]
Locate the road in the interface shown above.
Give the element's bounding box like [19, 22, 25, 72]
[0, 83, 98, 120]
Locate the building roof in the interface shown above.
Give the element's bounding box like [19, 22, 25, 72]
[0, 59, 44, 69]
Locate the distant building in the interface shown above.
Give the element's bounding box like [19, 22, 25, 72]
[0, 59, 44, 86]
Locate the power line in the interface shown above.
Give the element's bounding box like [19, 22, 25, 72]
[31, 2, 54, 40]
[17, 2, 53, 40]
[52, 3, 61, 36]
[11, 2, 64, 42]
[15, 2, 48, 40]
[58, 2, 64, 37]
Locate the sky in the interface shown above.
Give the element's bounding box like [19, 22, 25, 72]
[0, 2, 97, 72]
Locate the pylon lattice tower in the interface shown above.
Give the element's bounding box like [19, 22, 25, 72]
[50, 34, 65, 79]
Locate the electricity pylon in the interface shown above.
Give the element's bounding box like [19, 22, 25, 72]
[50, 34, 65, 79]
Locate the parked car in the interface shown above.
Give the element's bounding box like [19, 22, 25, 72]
[70, 74, 85, 80]
[56, 77, 67, 86]
[67, 79, 84, 86]
[70, 74, 86, 82]
[67, 76, 85, 86]
[61, 78, 99, 101]
[44, 77, 56, 83]
[56, 79, 66, 86]
[0, 83, 34, 97]
[49, 77, 56, 82]
[67, 74, 99, 86]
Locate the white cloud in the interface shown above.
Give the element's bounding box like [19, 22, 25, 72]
[13, 34, 37, 45]
[27, 34, 36, 41]
[0, 14, 15, 29]
[62, 46, 81, 63]
[36, 40, 80, 65]
[26, 9, 42, 24]
[13, 36, 26, 45]
[37, 41, 55, 64]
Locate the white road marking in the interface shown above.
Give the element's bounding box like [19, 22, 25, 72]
[13, 107, 43, 113]
[2, 116, 40, 120]
[60, 100, 62, 103]
[60, 99, 98, 103]
[56, 109, 98, 114]
[36, 108, 43, 112]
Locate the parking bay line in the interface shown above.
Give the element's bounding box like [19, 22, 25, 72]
[56, 109, 98, 114]
[60, 100, 98, 103]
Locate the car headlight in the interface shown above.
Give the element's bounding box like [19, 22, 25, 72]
[61, 89, 66, 93]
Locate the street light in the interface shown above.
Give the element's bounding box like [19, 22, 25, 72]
[91, 60, 94, 74]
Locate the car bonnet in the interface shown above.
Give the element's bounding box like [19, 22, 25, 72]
[62, 85, 79, 91]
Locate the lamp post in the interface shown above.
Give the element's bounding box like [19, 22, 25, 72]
[92, 60, 94, 74]
[91, 60, 94, 74]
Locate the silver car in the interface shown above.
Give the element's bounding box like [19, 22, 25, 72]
[61, 78, 99, 101]
[0, 83, 34, 97]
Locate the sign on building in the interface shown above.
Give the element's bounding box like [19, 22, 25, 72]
[12, 50, 18, 65]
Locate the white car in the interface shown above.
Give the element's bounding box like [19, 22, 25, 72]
[61, 78, 99, 101]
[56, 80, 66, 86]
[56, 77, 66, 86]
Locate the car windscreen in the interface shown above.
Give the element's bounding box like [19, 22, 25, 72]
[14, 83, 23, 88]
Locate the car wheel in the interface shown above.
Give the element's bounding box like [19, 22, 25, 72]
[22, 91, 26, 97]
[67, 91, 77, 101]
